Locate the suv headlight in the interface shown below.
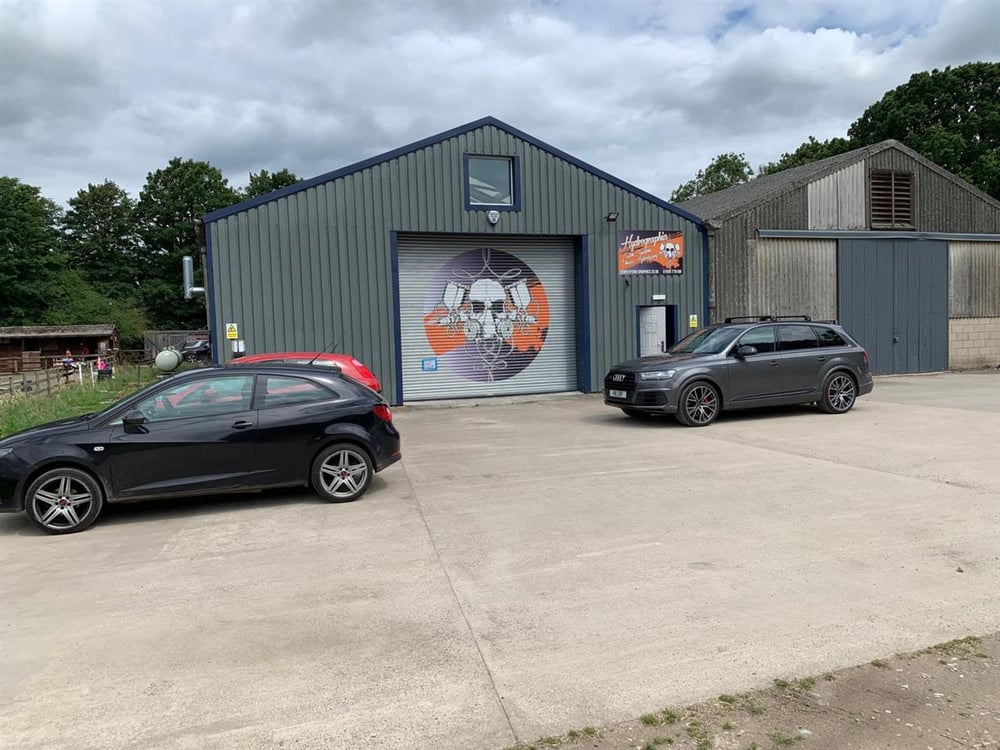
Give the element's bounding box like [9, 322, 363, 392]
[639, 369, 676, 381]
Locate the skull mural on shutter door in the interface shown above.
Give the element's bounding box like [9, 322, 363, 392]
[423, 248, 550, 382]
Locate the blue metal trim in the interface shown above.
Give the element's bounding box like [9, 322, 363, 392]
[701, 227, 710, 326]
[390, 231, 404, 406]
[759, 229, 1000, 242]
[205, 227, 219, 363]
[203, 116, 702, 226]
[575, 235, 591, 393]
[462, 154, 521, 212]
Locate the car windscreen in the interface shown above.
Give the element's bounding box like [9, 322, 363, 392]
[668, 327, 741, 355]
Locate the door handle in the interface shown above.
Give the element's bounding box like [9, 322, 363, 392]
[231, 420, 253, 429]
[660, 341, 665, 353]
[817, 356, 827, 362]
[769, 360, 779, 367]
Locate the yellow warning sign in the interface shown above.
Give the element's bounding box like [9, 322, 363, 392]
[689, 314, 698, 329]
[225, 323, 239, 340]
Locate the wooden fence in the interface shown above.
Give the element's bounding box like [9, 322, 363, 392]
[0, 360, 123, 399]
[0, 366, 82, 400]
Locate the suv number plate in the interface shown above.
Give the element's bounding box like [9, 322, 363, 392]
[608, 389, 627, 399]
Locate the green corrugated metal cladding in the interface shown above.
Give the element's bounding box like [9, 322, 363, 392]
[205, 117, 705, 404]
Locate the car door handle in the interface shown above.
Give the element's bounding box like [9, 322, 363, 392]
[816, 356, 827, 362]
[769, 360, 779, 367]
[231, 420, 254, 429]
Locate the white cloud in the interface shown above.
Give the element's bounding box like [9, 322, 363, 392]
[0, 0, 996, 204]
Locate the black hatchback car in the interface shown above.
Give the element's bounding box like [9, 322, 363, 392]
[604, 316, 874, 426]
[0, 364, 401, 534]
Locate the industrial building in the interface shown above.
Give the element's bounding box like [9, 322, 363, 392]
[678, 140, 1000, 374]
[203, 124, 1000, 401]
[203, 117, 706, 404]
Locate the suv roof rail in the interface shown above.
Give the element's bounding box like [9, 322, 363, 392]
[723, 315, 815, 323]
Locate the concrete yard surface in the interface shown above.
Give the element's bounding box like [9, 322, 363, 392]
[1, 371, 998, 749]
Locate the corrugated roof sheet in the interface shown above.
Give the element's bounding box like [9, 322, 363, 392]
[0, 325, 118, 338]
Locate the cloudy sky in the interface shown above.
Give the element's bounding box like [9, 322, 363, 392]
[2, 0, 998, 206]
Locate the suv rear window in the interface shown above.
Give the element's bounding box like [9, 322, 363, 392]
[813, 326, 848, 347]
[778, 325, 819, 351]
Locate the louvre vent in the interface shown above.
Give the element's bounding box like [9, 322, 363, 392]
[870, 170, 914, 229]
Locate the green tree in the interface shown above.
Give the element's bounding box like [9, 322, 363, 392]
[41, 269, 148, 344]
[61, 180, 140, 301]
[0, 176, 64, 326]
[848, 62, 1000, 199]
[243, 168, 300, 199]
[134, 158, 240, 329]
[671, 152, 753, 202]
[757, 136, 854, 176]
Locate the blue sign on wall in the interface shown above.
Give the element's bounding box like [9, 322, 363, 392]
[420, 357, 438, 372]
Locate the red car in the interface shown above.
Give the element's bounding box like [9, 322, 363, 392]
[232, 352, 381, 392]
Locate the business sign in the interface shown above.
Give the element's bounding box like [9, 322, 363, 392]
[617, 230, 684, 275]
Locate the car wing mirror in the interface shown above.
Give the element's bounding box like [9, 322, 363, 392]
[122, 410, 147, 433]
[735, 345, 759, 359]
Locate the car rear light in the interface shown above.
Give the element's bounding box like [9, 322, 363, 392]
[373, 404, 392, 422]
[863, 350, 869, 365]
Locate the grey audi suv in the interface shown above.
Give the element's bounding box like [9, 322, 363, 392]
[604, 316, 874, 426]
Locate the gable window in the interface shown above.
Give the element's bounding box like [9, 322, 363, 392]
[870, 170, 914, 229]
[464, 155, 520, 210]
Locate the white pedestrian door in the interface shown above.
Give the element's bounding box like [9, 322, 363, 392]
[639, 306, 667, 357]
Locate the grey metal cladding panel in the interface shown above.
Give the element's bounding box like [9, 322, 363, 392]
[949, 241, 1000, 317]
[747, 188, 809, 230]
[712, 189, 810, 319]
[751, 238, 836, 320]
[808, 163, 866, 230]
[710, 219, 752, 319]
[867, 149, 1000, 233]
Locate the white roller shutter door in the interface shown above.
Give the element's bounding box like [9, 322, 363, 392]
[398, 234, 577, 400]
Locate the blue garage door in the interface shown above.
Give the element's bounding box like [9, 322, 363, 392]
[838, 238, 948, 375]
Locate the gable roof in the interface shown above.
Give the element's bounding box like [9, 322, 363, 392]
[204, 116, 702, 226]
[677, 139, 1000, 223]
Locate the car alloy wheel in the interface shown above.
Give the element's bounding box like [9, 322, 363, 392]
[312, 443, 374, 502]
[678, 382, 720, 427]
[25, 468, 104, 534]
[821, 372, 857, 414]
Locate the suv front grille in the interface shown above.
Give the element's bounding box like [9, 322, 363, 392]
[604, 371, 635, 389]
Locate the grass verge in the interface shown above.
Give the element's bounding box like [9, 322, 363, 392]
[0, 365, 159, 437]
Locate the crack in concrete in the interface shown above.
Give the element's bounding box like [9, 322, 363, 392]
[397, 458, 520, 745]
